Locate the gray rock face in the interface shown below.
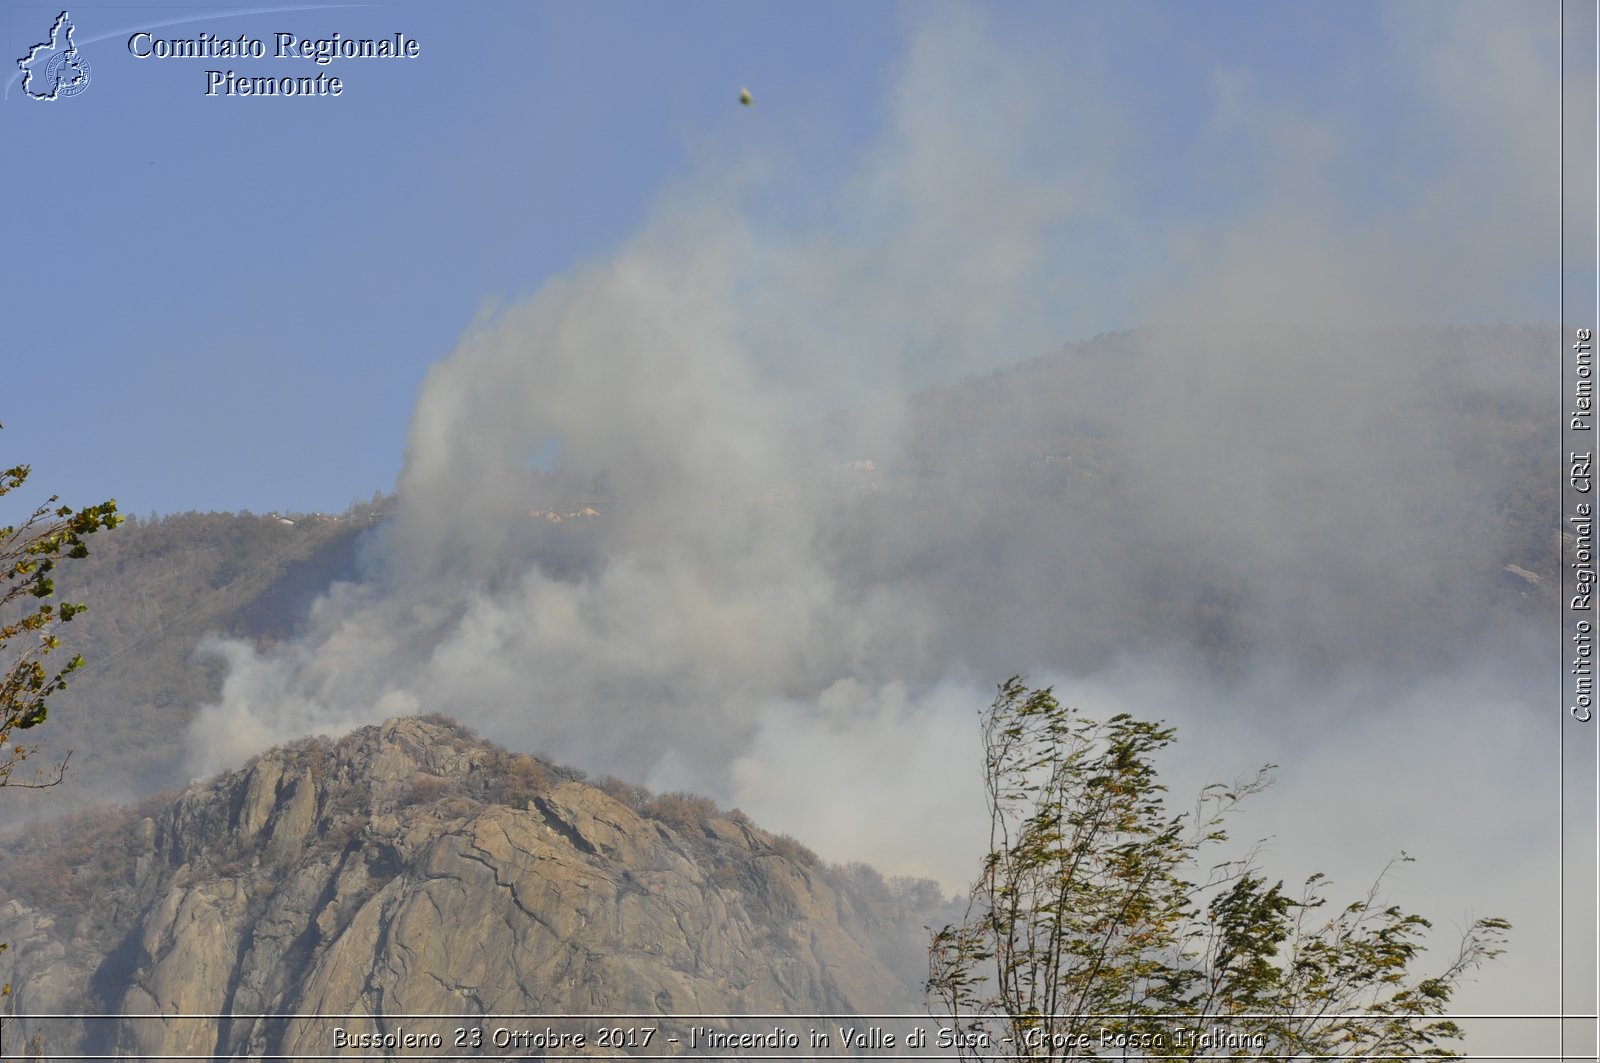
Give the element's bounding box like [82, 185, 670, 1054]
[0, 717, 940, 1058]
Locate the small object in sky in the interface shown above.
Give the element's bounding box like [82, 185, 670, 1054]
[739, 87, 752, 106]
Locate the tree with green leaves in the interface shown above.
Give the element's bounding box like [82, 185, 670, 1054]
[928, 677, 1509, 1061]
[0, 431, 120, 787]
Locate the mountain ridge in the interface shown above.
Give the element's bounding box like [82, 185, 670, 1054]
[0, 715, 947, 1058]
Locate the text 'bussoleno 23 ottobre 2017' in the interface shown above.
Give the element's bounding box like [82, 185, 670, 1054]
[127, 30, 422, 97]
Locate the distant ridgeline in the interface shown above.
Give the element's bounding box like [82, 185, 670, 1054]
[8, 501, 382, 815]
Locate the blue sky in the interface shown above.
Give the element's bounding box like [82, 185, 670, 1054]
[2, 1, 1566, 516]
[4, 1, 920, 516]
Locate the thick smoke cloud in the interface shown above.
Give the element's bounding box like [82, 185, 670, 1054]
[187, 5, 1560, 1048]
[189, 5, 1121, 793]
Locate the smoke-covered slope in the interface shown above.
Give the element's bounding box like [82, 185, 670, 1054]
[0, 716, 942, 1059]
[9, 506, 375, 815]
[16, 325, 1556, 861]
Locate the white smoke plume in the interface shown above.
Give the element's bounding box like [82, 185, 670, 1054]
[186, 5, 1563, 1050]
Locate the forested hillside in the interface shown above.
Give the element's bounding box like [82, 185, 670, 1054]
[10, 501, 382, 813]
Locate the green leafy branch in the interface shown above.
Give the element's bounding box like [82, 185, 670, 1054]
[0, 432, 121, 787]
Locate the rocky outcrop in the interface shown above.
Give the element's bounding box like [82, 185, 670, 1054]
[0, 717, 941, 1058]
